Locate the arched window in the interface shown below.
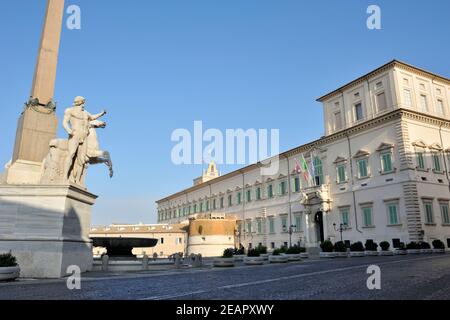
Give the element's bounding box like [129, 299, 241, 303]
[313, 157, 324, 186]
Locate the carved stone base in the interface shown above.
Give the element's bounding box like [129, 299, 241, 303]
[0, 184, 97, 278]
[5, 159, 42, 185]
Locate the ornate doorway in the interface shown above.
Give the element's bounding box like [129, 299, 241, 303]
[314, 211, 324, 243]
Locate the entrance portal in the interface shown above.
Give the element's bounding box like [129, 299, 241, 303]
[314, 211, 324, 243]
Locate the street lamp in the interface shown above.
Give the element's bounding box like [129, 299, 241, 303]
[333, 223, 347, 242]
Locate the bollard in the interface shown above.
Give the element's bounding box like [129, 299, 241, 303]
[101, 254, 109, 272]
[193, 254, 203, 268]
[142, 254, 149, 271]
[174, 253, 182, 269]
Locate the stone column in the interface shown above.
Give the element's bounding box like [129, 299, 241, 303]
[7, 0, 65, 185]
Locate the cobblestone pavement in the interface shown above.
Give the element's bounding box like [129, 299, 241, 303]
[1, 254, 450, 300]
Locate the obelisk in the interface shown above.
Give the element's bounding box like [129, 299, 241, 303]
[7, 0, 65, 185]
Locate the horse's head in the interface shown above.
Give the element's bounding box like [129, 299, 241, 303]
[90, 120, 106, 129]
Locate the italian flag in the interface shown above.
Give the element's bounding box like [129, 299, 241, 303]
[300, 154, 310, 182]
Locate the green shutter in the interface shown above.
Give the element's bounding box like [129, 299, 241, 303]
[417, 152, 425, 169]
[363, 207, 372, 226]
[382, 153, 392, 172]
[388, 205, 398, 224]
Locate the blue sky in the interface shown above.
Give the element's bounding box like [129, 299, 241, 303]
[1, 0, 449, 225]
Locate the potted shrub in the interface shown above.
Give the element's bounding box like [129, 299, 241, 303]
[334, 241, 348, 258]
[0, 252, 20, 281]
[213, 248, 235, 267]
[406, 242, 421, 254]
[285, 246, 302, 261]
[349, 242, 365, 257]
[233, 247, 246, 261]
[420, 241, 433, 254]
[244, 248, 264, 265]
[379, 241, 394, 256]
[256, 245, 269, 260]
[319, 240, 335, 258]
[432, 240, 446, 254]
[394, 242, 407, 255]
[299, 247, 309, 259]
[364, 240, 379, 256]
[269, 248, 288, 263]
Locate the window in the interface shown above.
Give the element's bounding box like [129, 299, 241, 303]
[206, 201, 209, 211]
[246, 189, 251, 202]
[387, 203, 399, 225]
[424, 201, 434, 224]
[281, 216, 288, 232]
[403, 89, 412, 106]
[432, 153, 442, 172]
[278, 181, 287, 195]
[381, 152, 393, 173]
[294, 214, 302, 232]
[269, 218, 275, 233]
[416, 151, 426, 170]
[334, 111, 342, 131]
[420, 94, 428, 112]
[220, 197, 224, 209]
[362, 206, 373, 227]
[376, 92, 387, 111]
[340, 208, 350, 226]
[194, 204, 197, 213]
[267, 185, 274, 198]
[357, 158, 369, 178]
[291, 176, 300, 192]
[440, 202, 450, 225]
[354, 103, 363, 121]
[313, 157, 324, 186]
[246, 221, 252, 233]
[160, 238, 164, 244]
[228, 195, 232, 207]
[237, 192, 242, 204]
[436, 99, 445, 115]
[256, 187, 261, 200]
[271, 242, 275, 249]
[337, 164, 346, 183]
[213, 199, 217, 210]
[257, 219, 262, 233]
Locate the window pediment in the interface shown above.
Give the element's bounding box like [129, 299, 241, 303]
[266, 177, 274, 183]
[277, 174, 286, 179]
[412, 140, 427, 149]
[353, 149, 370, 159]
[333, 156, 347, 164]
[376, 142, 394, 152]
[429, 143, 442, 151]
[254, 180, 261, 185]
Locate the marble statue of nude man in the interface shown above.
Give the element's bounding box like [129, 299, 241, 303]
[62, 96, 106, 182]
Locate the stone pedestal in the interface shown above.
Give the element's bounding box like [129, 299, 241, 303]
[0, 184, 97, 278]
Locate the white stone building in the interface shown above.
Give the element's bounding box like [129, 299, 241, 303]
[156, 60, 450, 252]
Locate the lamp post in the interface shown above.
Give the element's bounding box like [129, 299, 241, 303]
[333, 223, 347, 242]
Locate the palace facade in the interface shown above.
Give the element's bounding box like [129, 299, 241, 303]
[156, 60, 450, 253]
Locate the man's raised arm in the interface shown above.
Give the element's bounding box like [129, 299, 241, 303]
[89, 110, 107, 121]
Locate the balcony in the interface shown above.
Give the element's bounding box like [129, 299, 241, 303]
[300, 184, 332, 213]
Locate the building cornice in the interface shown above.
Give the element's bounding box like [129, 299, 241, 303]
[316, 60, 450, 103]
